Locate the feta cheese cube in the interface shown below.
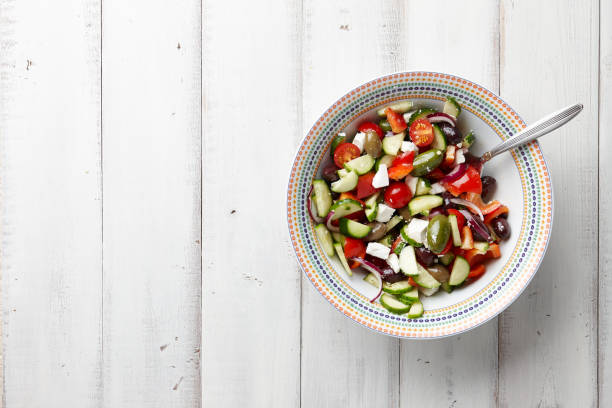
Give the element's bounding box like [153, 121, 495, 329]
[375, 203, 395, 223]
[405, 175, 419, 195]
[372, 164, 389, 188]
[406, 218, 429, 244]
[429, 182, 446, 194]
[366, 242, 391, 260]
[455, 148, 466, 165]
[352, 132, 366, 152]
[386, 253, 400, 273]
[401, 141, 418, 153]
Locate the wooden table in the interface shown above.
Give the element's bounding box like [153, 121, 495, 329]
[0, 0, 607, 406]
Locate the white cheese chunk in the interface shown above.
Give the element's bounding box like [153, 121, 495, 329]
[429, 182, 446, 194]
[366, 242, 391, 260]
[406, 218, 429, 244]
[454, 148, 466, 165]
[400, 141, 418, 153]
[386, 253, 400, 273]
[375, 203, 395, 223]
[352, 132, 366, 152]
[372, 164, 389, 188]
[405, 175, 419, 195]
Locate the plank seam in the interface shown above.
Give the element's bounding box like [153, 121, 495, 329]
[597, 0, 602, 406]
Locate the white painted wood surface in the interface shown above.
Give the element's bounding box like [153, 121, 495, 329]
[0, 0, 608, 406]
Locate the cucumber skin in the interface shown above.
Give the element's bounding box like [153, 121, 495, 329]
[330, 134, 346, 156]
[380, 293, 412, 314]
[314, 224, 335, 257]
[407, 108, 436, 127]
[449, 255, 470, 286]
[431, 124, 447, 151]
[339, 218, 371, 239]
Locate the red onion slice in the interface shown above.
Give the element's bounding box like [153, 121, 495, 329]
[427, 112, 457, 126]
[451, 198, 484, 221]
[458, 209, 493, 243]
[350, 256, 383, 302]
[325, 211, 340, 232]
[307, 186, 325, 223]
[441, 163, 467, 183]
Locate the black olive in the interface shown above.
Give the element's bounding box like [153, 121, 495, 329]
[415, 247, 436, 267]
[322, 164, 340, 183]
[492, 217, 511, 240]
[481, 176, 497, 201]
[439, 123, 463, 145]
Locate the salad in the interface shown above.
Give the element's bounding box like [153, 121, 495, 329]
[308, 97, 512, 317]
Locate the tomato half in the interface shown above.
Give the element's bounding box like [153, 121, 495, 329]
[356, 172, 379, 199]
[385, 107, 407, 133]
[358, 121, 384, 139]
[409, 118, 434, 147]
[384, 181, 412, 209]
[333, 143, 360, 168]
[344, 237, 366, 269]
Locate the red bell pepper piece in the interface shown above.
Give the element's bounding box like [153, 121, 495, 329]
[385, 107, 407, 133]
[443, 166, 482, 196]
[467, 264, 486, 279]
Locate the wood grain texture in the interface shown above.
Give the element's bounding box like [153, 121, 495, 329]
[101, 0, 202, 406]
[200, 0, 302, 406]
[0, 0, 103, 406]
[300, 2, 404, 406]
[498, 0, 599, 406]
[600, 0, 611, 405]
[397, 2, 500, 407]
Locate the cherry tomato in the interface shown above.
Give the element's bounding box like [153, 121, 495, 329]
[409, 118, 434, 147]
[344, 237, 366, 269]
[384, 181, 412, 209]
[385, 107, 407, 133]
[391, 151, 415, 167]
[356, 172, 379, 199]
[333, 143, 360, 168]
[358, 121, 384, 139]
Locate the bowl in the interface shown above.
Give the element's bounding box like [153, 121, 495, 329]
[287, 72, 553, 338]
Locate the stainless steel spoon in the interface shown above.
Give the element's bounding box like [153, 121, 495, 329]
[480, 103, 583, 164]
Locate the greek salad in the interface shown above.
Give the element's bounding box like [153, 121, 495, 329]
[308, 97, 511, 317]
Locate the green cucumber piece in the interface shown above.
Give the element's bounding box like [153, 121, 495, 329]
[382, 132, 405, 155]
[408, 195, 443, 216]
[415, 177, 431, 196]
[377, 234, 394, 247]
[377, 101, 414, 117]
[419, 285, 439, 297]
[375, 154, 395, 171]
[385, 215, 403, 232]
[339, 218, 371, 239]
[443, 96, 461, 117]
[398, 287, 419, 304]
[330, 133, 347, 156]
[431, 124, 447, 151]
[473, 241, 490, 254]
[393, 240, 407, 256]
[314, 224, 335, 257]
[344, 154, 375, 175]
[399, 245, 419, 276]
[407, 108, 436, 127]
[312, 180, 332, 217]
[379, 119, 391, 132]
[413, 263, 441, 289]
[333, 242, 352, 276]
[439, 253, 455, 266]
[331, 170, 358, 193]
[329, 198, 363, 220]
[411, 149, 444, 176]
[331, 232, 345, 245]
[382, 280, 413, 295]
[462, 131, 475, 148]
[448, 214, 462, 246]
[363, 273, 379, 288]
[407, 301, 424, 318]
[449, 255, 470, 286]
[441, 281, 453, 293]
[380, 293, 412, 314]
[364, 192, 380, 222]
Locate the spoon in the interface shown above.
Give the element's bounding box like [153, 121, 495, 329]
[479, 103, 583, 164]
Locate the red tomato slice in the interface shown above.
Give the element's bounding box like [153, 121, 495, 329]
[333, 143, 360, 168]
[391, 151, 415, 167]
[384, 181, 412, 209]
[356, 173, 380, 199]
[344, 237, 366, 269]
[385, 107, 407, 133]
[409, 118, 434, 147]
[358, 121, 384, 139]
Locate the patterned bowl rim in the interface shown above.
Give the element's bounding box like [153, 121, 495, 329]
[286, 71, 553, 339]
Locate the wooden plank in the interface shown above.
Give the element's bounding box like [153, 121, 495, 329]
[300, 2, 405, 406]
[397, 2, 500, 407]
[600, 0, 612, 405]
[0, 0, 103, 406]
[101, 0, 201, 405]
[498, 0, 599, 406]
[200, 0, 302, 406]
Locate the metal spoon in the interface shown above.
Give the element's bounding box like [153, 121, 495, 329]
[480, 103, 583, 164]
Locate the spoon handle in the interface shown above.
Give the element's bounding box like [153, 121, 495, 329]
[480, 103, 583, 163]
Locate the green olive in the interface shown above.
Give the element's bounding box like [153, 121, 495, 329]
[427, 264, 450, 283]
[398, 206, 412, 222]
[410, 149, 444, 177]
[427, 214, 451, 253]
[364, 130, 382, 158]
[379, 119, 391, 132]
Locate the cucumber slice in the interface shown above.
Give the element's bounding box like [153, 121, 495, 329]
[449, 255, 470, 286]
[462, 131, 475, 148]
[382, 280, 413, 295]
[448, 214, 462, 246]
[329, 198, 363, 220]
[408, 195, 443, 216]
[441, 281, 453, 293]
[382, 132, 405, 155]
[380, 293, 412, 314]
[363, 273, 379, 288]
[385, 215, 403, 232]
[398, 287, 419, 303]
[431, 124, 447, 151]
[473, 241, 490, 254]
[439, 253, 455, 266]
[399, 245, 419, 276]
[339, 218, 371, 239]
[443, 96, 461, 117]
[333, 242, 352, 276]
[314, 224, 335, 257]
[393, 240, 407, 256]
[400, 222, 425, 247]
[331, 170, 358, 193]
[364, 192, 380, 222]
[413, 263, 441, 289]
[377, 234, 394, 247]
[330, 133, 347, 156]
[312, 180, 332, 217]
[379, 119, 391, 132]
[415, 178, 431, 196]
[344, 154, 375, 175]
[377, 100, 414, 117]
[375, 154, 395, 171]
[331, 232, 345, 245]
[407, 108, 436, 127]
[407, 301, 424, 318]
[419, 286, 439, 297]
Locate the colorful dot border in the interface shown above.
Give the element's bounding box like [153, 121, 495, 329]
[286, 72, 553, 338]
